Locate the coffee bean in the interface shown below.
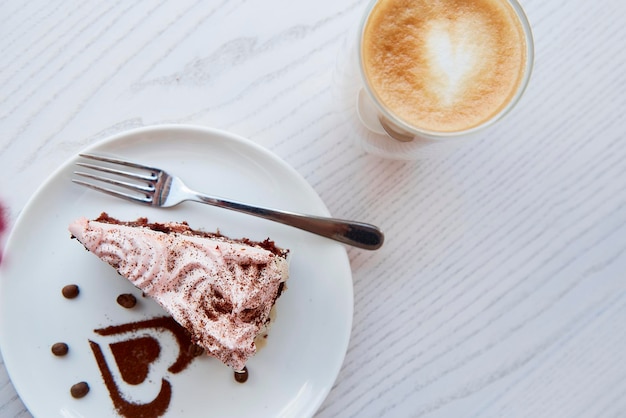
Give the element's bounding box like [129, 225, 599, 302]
[62, 284, 79, 299]
[234, 366, 249, 383]
[51, 342, 68, 356]
[116, 293, 137, 309]
[70, 381, 89, 398]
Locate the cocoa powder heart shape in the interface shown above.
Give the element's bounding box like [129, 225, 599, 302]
[110, 336, 161, 385]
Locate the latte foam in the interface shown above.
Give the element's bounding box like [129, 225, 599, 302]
[361, 0, 528, 133]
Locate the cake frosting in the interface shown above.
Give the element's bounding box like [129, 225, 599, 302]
[69, 213, 289, 371]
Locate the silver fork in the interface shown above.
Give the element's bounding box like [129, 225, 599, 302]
[72, 153, 384, 250]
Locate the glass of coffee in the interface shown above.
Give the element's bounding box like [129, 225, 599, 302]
[344, 0, 534, 159]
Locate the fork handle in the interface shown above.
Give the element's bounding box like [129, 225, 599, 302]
[192, 193, 384, 250]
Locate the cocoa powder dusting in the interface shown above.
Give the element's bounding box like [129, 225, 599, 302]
[88, 316, 204, 417]
[90, 340, 171, 417]
[110, 337, 160, 385]
[93, 316, 203, 374]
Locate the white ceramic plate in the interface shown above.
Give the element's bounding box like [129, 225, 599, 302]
[0, 125, 353, 418]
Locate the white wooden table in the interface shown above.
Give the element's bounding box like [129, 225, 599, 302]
[1, 0, 626, 416]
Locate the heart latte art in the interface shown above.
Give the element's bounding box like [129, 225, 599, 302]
[361, 0, 529, 133]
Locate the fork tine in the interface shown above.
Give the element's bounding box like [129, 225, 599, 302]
[74, 154, 159, 205]
[79, 153, 161, 172]
[73, 171, 154, 193]
[72, 179, 153, 204]
[76, 162, 156, 182]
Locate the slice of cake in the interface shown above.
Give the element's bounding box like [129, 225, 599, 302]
[68, 213, 289, 371]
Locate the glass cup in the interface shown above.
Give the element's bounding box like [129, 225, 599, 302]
[335, 0, 534, 160]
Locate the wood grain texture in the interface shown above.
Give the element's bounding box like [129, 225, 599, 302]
[1, 0, 626, 416]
